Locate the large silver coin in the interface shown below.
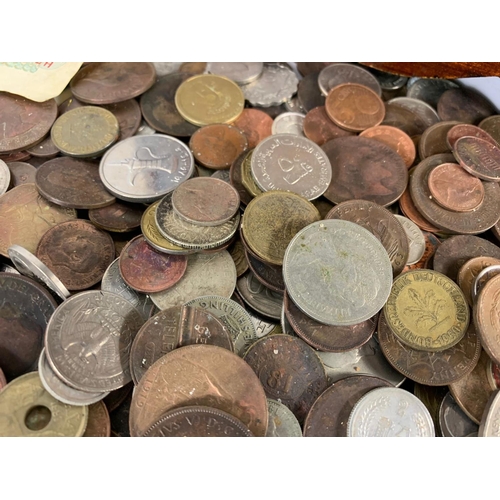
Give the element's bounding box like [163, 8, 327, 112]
[347, 387, 435, 437]
[266, 399, 302, 437]
[393, 215, 426, 265]
[283, 220, 392, 326]
[99, 134, 194, 203]
[0, 160, 11, 195]
[251, 135, 332, 200]
[271, 112, 306, 136]
[207, 62, 263, 85]
[318, 63, 381, 97]
[44, 290, 145, 392]
[478, 390, 500, 437]
[439, 392, 479, 437]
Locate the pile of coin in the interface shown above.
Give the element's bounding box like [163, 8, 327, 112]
[1, 61, 500, 437]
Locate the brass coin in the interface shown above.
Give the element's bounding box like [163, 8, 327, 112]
[175, 74, 245, 127]
[51, 106, 119, 158]
[384, 269, 470, 352]
[241, 150, 263, 198]
[229, 239, 249, 277]
[230, 149, 254, 206]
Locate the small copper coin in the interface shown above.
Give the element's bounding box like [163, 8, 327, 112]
[71, 62, 156, 105]
[325, 83, 385, 132]
[232, 109, 274, 150]
[0, 93, 57, 153]
[243, 334, 327, 423]
[322, 136, 408, 207]
[89, 201, 144, 232]
[7, 162, 37, 187]
[447, 123, 498, 149]
[35, 219, 115, 291]
[189, 124, 248, 170]
[119, 235, 187, 294]
[303, 375, 393, 437]
[230, 149, 253, 206]
[427, 162, 485, 212]
[458, 256, 500, 307]
[25, 135, 59, 158]
[399, 187, 440, 233]
[297, 72, 325, 112]
[453, 136, 500, 181]
[35, 157, 116, 209]
[437, 88, 496, 124]
[303, 106, 354, 146]
[418, 121, 461, 159]
[83, 401, 111, 437]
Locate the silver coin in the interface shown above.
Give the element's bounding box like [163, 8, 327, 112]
[184, 295, 258, 357]
[207, 62, 263, 85]
[406, 78, 459, 108]
[249, 311, 282, 338]
[150, 251, 237, 310]
[472, 264, 500, 303]
[393, 215, 426, 265]
[283, 220, 393, 326]
[152, 62, 183, 77]
[0, 262, 19, 274]
[211, 169, 231, 183]
[347, 387, 435, 437]
[0, 160, 11, 195]
[99, 134, 194, 203]
[318, 63, 381, 97]
[368, 68, 408, 91]
[479, 390, 500, 437]
[284, 97, 305, 114]
[271, 112, 306, 137]
[236, 271, 283, 320]
[7, 244, 70, 300]
[266, 398, 302, 437]
[387, 97, 440, 129]
[38, 348, 108, 406]
[242, 64, 299, 107]
[135, 120, 157, 136]
[101, 258, 155, 321]
[251, 135, 332, 200]
[439, 392, 479, 437]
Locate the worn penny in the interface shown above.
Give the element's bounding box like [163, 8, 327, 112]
[447, 123, 498, 149]
[453, 135, 500, 181]
[89, 200, 144, 233]
[231, 108, 273, 149]
[303, 106, 354, 146]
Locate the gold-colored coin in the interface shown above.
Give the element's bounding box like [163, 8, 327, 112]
[241, 191, 321, 266]
[175, 74, 244, 126]
[229, 238, 249, 277]
[51, 106, 119, 157]
[241, 150, 263, 198]
[384, 269, 469, 352]
[0, 372, 88, 437]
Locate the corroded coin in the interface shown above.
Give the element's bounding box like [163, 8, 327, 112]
[318, 63, 381, 97]
[36, 219, 115, 291]
[231, 108, 273, 149]
[447, 123, 498, 149]
[437, 87, 496, 124]
[284, 220, 393, 326]
[6, 161, 36, 186]
[129, 344, 268, 437]
[393, 215, 426, 266]
[271, 112, 305, 136]
[479, 390, 500, 437]
[266, 399, 302, 437]
[83, 401, 111, 437]
[439, 392, 479, 437]
[207, 62, 263, 84]
[89, 200, 144, 233]
[453, 136, 500, 181]
[303, 106, 354, 146]
[35, 157, 116, 209]
[458, 256, 500, 307]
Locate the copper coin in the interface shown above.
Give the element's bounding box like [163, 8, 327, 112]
[378, 311, 481, 386]
[399, 187, 440, 233]
[83, 401, 111, 437]
[479, 115, 500, 144]
[6, 162, 37, 187]
[35, 219, 115, 291]
[303, 106, 354, 146]
[447, 123, 498, 150]
[246, 251, 285, 293]
[179, 62, 207, 74]
[142, 406, 253, 437]
[325, 199, 409, 277]
[0, 367, 6, 390]
[89, 201, 144, 232]
[129, 344, 268, 437]
[325, 83, 385, 132]
[0, 93, 57, 153]
[139, 72, 199, 137]
[189, 124, 248, 170]
[297, 72, 325, 112]
[322, 136, 408, 207]
[119, 235, 187, 294]
[418, 121, 460, 159]
[427, 162, 485, 212]
[25, 135, 59, 158]
[243, 334, 327, 423]
[0, 150, 31, 163]
[453, 136, 500, 181]
[35, 157, 116, 209]
[171, 177, 240, 226]
[231, 109, 273, 149]
[458, 256, 500, 307]
[71, 62, 156, 105]
[382, 102, 429, 137]
[437, 88, 496, 124]
[230, 150, 253, 206]
[303, 375, 393, 437]
[360, 125, 416, 168]
[103, 100, 142, 141]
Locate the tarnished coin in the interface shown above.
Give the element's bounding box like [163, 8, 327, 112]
[439, 392, 479, 437]
[0, 150, 31, 163]
[472, 264, 500, 303]
[0, 372, 88, 437]
[393, 215, 426, 265]
[0, 160, 11, 194]
[418, 121, 460, 159]
[236, 271, 283, 320]
[479, 115, 500, 144]
[231, 108, 273, 149]
[245, 251, 284, 293]
[453, 136, 500, 181]
[230, 149, 253, 206]
[99, 134, 195, 204]
[241, 149, 263, 198]
[447, 123, 498, 149]
[207, 62, 263, 84]
[382, 101, 430, 136]
[384, 269, 469, 352]
[437, 88, 496, 124]
[458, 256, 500, 307]
[89, 200, 144, 233]
[318, 63, 381, 97]
[284, 220, 392, 326]
[83, 401, 111, 437]
[406, 78, 459, 108]
[347, 387, 435, 437]
[135, 121, 157, 136]
[129, 344, 268, 437]
[271, 112, 305, 136]
[6, 161, 36, 187]
[71, 62, 156, 105]
[368, 68, 407, 91]
[35, 157, 116, 209]
[266, 399, 302, 437]
[297, 72, 325, 112]
[153, 62, 183, 77]
[303, 106, 354, 146]
[229, 239, 249, 278]
[387, 97, 440, 130]
[479, 390, 500, 437]
[36, 220, 115, 291]
[399, 186, 440, 233]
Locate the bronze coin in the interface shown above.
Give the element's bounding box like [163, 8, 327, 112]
[418, 121, 460, 159]
[179, 62, 207, 74]
[189, 124, 248, 170]
[0, 93, 57, 153]
[360, 125, 416, 168]
[297, 72, 325, 112]
[35, 219, 115, 291]
[129, 344, 268, 437]
[89, 201, 144, 233]
[231, 109, 273, 149]
[35, 157, 116, 209]
[322, 136, 408, 207]
[25, 135, 59, 159]
[453, 136, 500, 181]
[325, 199, 410, 277]
[325, 83, 385, 132]
[230, 149, 253, 206]
[399, 186, 440, 233]
[83, 401, 111, 437]
[437, 88, 496, 124]
[479, 115, 500, 144]
[378, 311, 481, 386]
[303, 375, 393, 437]
[6, 162, 37, 187]
[0, 273, 57, 381]
[284, 291, 375, 352]
[427, 162, 485, 212]
[243, 334, 327, 423]
[142, 405, 253, 437]
[71, 62, 156, 105]
[119, 235, 187, 294]
[246, 251, 285, 293]
[447, 123, 498, 149]
[303, 106, 354, 146]
[102, 99, 142, 141]
[139, 72, 199, 137]
[382, 102, 429, 136]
